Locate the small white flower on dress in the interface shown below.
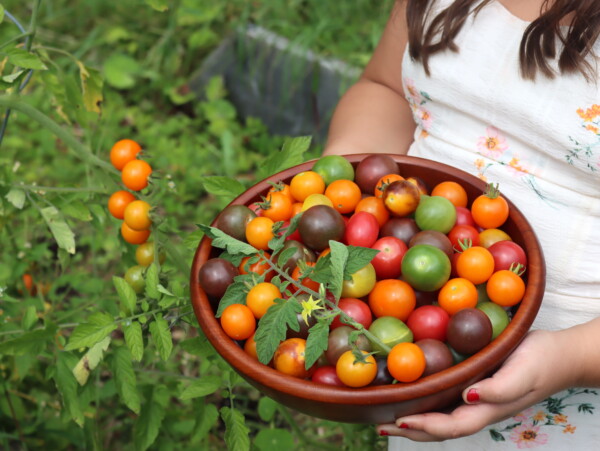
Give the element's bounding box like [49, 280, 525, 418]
[509, 423, 549, 448]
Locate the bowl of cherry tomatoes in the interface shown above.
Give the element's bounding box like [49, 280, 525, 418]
[190, 154, 545, 424]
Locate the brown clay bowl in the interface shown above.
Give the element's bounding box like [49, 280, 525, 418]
[190, 154, 545, 424]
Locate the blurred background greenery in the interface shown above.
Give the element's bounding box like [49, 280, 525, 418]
[0, 1, 394, 449]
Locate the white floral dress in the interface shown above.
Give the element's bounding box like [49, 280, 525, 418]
[390, 0, 600, 449]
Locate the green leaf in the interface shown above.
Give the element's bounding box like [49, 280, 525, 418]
[254, 428, 295, 450]
[78, 64, 104, 114]
[179, 335, 216, 359]
[40, 206, 76, 254]
[145, 0, 169, 11]
[103, 53, 140, 89]
[199, 176, 245, 200]
[344, 246, 379, 278]
[21, 306, 38, 330]
[489, 429, 505, 441]
[133, 385, 169, 451]
[221, 407, 250, 451]
[180, 375, 221, 400]
[5, 188, 26, 209]
[254, 299, 302, 365]
[65, 312, 117, 351]
[197, 224, 257, 256]
[304, 319, 332, 369]
[7, 47, 47, 70]
[112, 346, 141, 414]
[113, 276, 137, 316]
[215, 274, 254, 318]
[61, 201, 93, 222]
[149, 316, 172, 361]
[328, 240, 348, 300]
[257, 397, 278, 422]
[123, 321, 144, 362]
[54, 352, 84, 427]
[0, 5, 4, 23]
[0, 323, 57, 356]
[257, 136, 311, 180]
[191, 403, 219, 444]
[268, 212, 302, 254]
[72, 336, 111, 385]
[144, 263, 160, 300]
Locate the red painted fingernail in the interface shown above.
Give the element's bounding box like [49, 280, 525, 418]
[399, 423, 410, 429]
[379, 430, 389, 436]
[466, 388, 480, 403]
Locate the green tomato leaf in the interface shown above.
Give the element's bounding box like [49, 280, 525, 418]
[145, 0, 169, 11]
[215, 273, 255, 318]
[344, 246, 379, 278]
[199, 176, 245, 201]
[221, 406, 250, 451]
[0, 323, 57, 356]
[0, 5, 5, 23]
[179, 335, 216, 359]
[328, 240, 348, 300]
[40, 206, 76, 254]
[180, 375, 221, 400]
[113, 276, 137, 316]
[191, 403, 219, 444]
[7, 47, 47, 70]
[21, 306, 38, 330]
[197, 224, 257, 256]
[133, 385, 169, 451]
[65, 312, 117, 351]
[254, 298, 302, 365]
[268, 212, 302, 254]
[149, 315, 173, 361]
[5, 188, 26, 209]
[112, 346, 141, 414]
[73, 336, 111, 386]
[257, 136, 311, 180]
[54, 352, 84, 427]
[78, 64, 103, 114]
[144, 263, 160, 300]
[304, 319, 332, 370]
[123, 321, 144, 362]
[61, 201, 93, 222]
[257, 397, 278, 422]
[254, 428, 295, 451]
[103, 53, 140, 89]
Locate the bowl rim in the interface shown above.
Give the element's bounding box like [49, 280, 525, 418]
[190, 154, 546, 406]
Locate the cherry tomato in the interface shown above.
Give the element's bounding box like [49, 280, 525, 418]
[325, 179, 362, 214]
[369, 279, 416, 321]
[387, 342, 426, 383]
[374, 174, 405, 198]
[455, 206, 477, 227]
[401, 245, 451, 292]
[486, 270, 526, 307]
[289, 171, 325, 202]
[246, 282, 281, 318]
[430, 181, 468, 208]
[110, 139, 141, 170]
[437, 277, 478, 315]
[406, 305, 450, 342]
[238, 252, 274, 282]
[124, 200, 152, 231]
[488, 240, 527, 271]
[244, 332, 259, 360]
[135, 242, 165, 267]
[354, 196, 390, 226]
[298, 205, 345, 252]
[370, 236, 407, 279]
[405, 176, 429, 195]
[383, 180, 421, 217]
[479, 228, 512, 248]
[311, 365, 345, 386]
[290, 262, 320, 295]
[355, 154, 399, 194]
[415, 338, 454, 377]
[414, 195, 457, 234]
[261, 191, 293, 222]
[471, 185, 509, 229]
[121, 222, 151, 245]
[220, 303, 256, 340]
[368, 316, 413, 355]
[447, 224, 481, 251]
[124, 265, 145, 294]
[273, 338, 313, 378]
[268, 181, 292, 200]
[216, 205, 257, 242]
[326, 326, 372, 365]
[446, 308, 492, 355]
[22, 273, 36, 296]
[341, 263, 376, 298]
[330, 298, 373, 330]
[477, 302, 510, 339]
[336, 350, 378, 388]
[344, 211, 380, 248]
[108, 190, 136, 220]
[121, 159, 152, 191]
[312, 155, 355, 185]
[409, 230, 453, 257]
[456, 246, 495, 285]
[199, 258, 239, 300]
[245, 216, 275, 250]
[301, 193, 333, 211]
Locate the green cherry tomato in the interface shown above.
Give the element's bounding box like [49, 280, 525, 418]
[312, 155, 355, 185]
[135, 242, 165, 267]
[341, 263, 376, 298]
[415, 195, 457, 234]
[401, 244, 451, 292]
[368, 316, 413, 355]
[124, 265, 146, 294]
[477, 301, 510, 339]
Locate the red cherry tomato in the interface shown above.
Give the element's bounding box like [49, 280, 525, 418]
[370, 236, 408, 280]
[406, 305, 450, 342]
[488, 240, 527, 272]
[344, 211, 380, 248]
[330, 298, 373, 330]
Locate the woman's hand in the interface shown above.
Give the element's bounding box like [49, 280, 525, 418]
[376, 328, 580, 441]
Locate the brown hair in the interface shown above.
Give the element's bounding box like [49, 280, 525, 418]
[405, 0, 600, 80]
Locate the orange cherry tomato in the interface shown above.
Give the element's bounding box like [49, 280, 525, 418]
[123, 200, 152, 231]
[245, 217, 275, 250]
[486, 270, 526, 307]
[238, 252, 274, 282]
[471, 184, 509, 229]
[437, 277, 478, 315]
[220, 303, 256, 340]
[290, 262, 320, 295]
[110, 139, 141, 170]
[289, 171, 325, 202]
[374, 174, 405, 198]
[335, 350, 378, 388]
[273, 338, 313, 378]
[268, 182, 292, 200]
[355, 196, 390, 227]
[244, 332, 259, 360]
[368, 279, 416, 321]
[261, 191, 293, 222]
[291, 202, 303, 217]
[324, 179, 362, 214]
[246, 282, 281, 318]
[456, 246, 495, 285]
[122, 159, 152, 191]
[383, 180, 421, 217]
[431, 181, 468, 208]
[121, 222, 151, 245]
[387, 342, 426, 383]
[108, 190, 136, 220]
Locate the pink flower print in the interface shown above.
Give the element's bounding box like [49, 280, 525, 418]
[404, 78, 422, 105]
[477, 126, 509, 158]
[509, 423, 549, 449]
[513, 408, 535, 423]
[416, 106, 433, 131]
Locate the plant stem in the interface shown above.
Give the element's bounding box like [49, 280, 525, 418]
[276, 405, 339, 451]
[3, 384, 25, 445]
[0, 95, 118, 174]
[0, 32, 33, 51]
[26, 0, 42, 52]
[12, 183, 108, 194]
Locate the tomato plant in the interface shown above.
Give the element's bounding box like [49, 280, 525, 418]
[121, 159, 152, 191]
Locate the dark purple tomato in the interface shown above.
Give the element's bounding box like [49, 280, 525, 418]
[330, 298, 373, 330]
[274, 240, 316, 274]
[409, 230, 453, 257]
[198, 258, 239, 300]
[215, 205, 257, 242]
[446, 308, 493, 355]
[415, 195, 457, 234]
[311, 365, 345, 386]
[488, 240, 527, 272]
[355, 154, 400, 195]
[371, 236, 407, 279]
[414, 289, 439, 307]
[344, 211, 380, 248]
[379, 218, 419, 244]
[455, 206, 477, 228]
[367, 316, 413, 355]
[298, 205, 346, 251]
[415, 339, 454, 377]
[447, 224, 481, 251]
[370, 357, 394, 386]
[406, 305, 450, 342]
[326, 326, 372, 365]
